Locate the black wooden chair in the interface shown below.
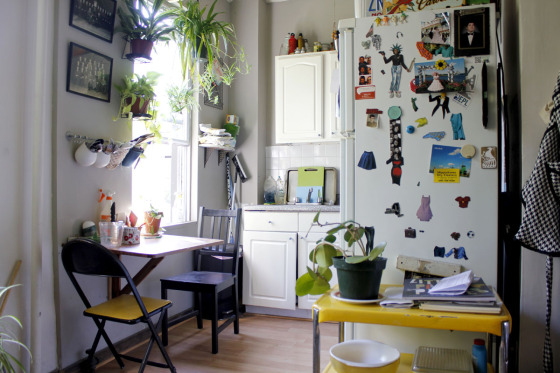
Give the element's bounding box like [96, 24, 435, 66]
[160, 207, 242, 354]
[61, 238, 176, 372]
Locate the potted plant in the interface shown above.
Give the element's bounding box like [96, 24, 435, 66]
[114, 71, 161, 120]
[295, 212, 387, 300]
[144, 205, 163, 235]
[115, 0, 176, 60]
[0, 285, 31, 372]
[167, 83, 199, 121]
[168, 0, 249, 97]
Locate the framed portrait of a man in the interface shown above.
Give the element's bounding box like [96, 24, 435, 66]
[453, 7, 490, 57]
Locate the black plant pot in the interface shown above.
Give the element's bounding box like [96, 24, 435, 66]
[333, 256, 387, 300]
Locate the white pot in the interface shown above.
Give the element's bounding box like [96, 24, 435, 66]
[75, 143, 97, 167]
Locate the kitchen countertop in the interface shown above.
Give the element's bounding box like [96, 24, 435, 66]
[243, 204, 340, 212]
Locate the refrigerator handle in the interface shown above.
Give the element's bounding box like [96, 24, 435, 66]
[339, 25, 355, 138]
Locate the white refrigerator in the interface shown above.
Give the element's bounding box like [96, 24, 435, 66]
[338, 4, 499, 352]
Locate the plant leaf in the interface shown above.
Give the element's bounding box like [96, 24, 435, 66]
[345, 255, 369, 264]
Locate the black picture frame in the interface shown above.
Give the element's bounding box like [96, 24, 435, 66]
[66, 42, 113, 102]
[453, 7, 490, 57]
[69, 0, 117, 43]
[203, 82, 224, 110]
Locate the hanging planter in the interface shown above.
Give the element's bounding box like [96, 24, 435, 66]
[115, 0, 175, 61]
[128, 39, 154, 59]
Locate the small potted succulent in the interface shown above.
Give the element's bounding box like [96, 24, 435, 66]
[115, 0, 175, 60]
[295, 212, 387, 300]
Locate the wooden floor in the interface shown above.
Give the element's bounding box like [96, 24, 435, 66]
[95, 313, 339, 372]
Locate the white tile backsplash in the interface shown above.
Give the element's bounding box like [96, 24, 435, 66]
[266, 143, 341, 182]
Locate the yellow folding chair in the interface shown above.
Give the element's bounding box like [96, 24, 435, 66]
[62, 238, 176, 372]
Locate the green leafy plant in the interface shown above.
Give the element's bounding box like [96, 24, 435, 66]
[167, 0, 250, 97]
[295, 212, 386, 297]
[0, 285, 31, 373]
[167, 84, 199, 115]
[146, 204, 163, 219]
[114, 72, 162, 139]
[115, 0, 175, 42]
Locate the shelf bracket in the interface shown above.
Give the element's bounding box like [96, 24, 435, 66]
[203, 148, 232, 167]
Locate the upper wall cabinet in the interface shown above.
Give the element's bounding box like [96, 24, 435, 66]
[275, 51, 340, 144]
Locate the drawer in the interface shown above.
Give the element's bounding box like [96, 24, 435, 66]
[244, 211, 299, 232]
[298, 212, 340, 233]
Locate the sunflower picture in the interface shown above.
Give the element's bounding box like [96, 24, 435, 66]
[435, 59, 447, 70]
[413, 58, 468, 94]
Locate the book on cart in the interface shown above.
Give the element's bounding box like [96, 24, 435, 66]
[402, 271, 497, 302]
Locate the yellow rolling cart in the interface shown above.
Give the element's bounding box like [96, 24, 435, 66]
[312, 285, 512, 373]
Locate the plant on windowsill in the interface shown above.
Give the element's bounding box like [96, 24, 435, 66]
[167, 0, 250, 99]
[0, 285, 31, 373]
[295, 212, 387, 300]
[115, 0, 176, 60]
[143, 205, 163, 236]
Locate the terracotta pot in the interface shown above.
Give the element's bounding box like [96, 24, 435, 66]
[125, 96, 150, 115]
[130, 39, 154, 58]
[144, 212, 162, 235]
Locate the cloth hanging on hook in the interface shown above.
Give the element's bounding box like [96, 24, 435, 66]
[514, 71, 560, 373]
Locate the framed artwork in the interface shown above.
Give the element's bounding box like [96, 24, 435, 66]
[453, 7, 490, 56]
[66, 42, 113, 102]
[69, 0, 117, 43]
[203, 82, 224, 110]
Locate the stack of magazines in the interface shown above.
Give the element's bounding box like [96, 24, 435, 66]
[399, 270, 502, 314]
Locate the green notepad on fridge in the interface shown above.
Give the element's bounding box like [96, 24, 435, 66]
[297, 167, 324, 203]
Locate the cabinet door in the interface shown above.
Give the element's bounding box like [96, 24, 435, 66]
[275, 54, 323, 143]
[323, 51, 342, 141]
[297, 232, 339, 310]
[243, 231, 297, 309]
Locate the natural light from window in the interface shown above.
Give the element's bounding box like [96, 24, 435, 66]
[132, 41, 192, 226]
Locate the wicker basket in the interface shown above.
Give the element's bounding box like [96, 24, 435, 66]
[106, 145, 133, 170]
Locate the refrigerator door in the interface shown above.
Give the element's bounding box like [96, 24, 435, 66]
[339, 4, 499, 353]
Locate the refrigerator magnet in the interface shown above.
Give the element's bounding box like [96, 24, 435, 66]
[460, 145, 476, 158]
[481, 146, 497, 168]
[366, 109, 382, 128]
[388, 106, 402, 120]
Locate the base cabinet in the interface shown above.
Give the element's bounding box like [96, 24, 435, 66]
[243, 210, 339, 311]
[242, 231, 297, 309]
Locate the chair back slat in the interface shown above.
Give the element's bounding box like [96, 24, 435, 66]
[196, 207, 242, 275]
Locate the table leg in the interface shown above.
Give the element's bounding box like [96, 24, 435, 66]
[313, 308, 320, 373]
[111, 257, 164, 297]
[500, 320, 510, 373]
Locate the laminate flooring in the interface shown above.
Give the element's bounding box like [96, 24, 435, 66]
[95, 313, 339, 372]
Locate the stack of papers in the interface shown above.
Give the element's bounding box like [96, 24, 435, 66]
[198, 124, 236, 149]
[380, 287, 414, 309]
[401, 271, 501, 314]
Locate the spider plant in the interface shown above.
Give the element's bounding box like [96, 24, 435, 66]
[0, 285, 31, 373]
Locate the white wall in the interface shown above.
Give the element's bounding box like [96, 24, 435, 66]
[515, 0, 560, 370]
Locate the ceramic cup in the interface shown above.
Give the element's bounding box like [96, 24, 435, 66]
[93, 151, 111, 168]
[122, 226, 141, 245]
[74, 143, 97, 167]
[99, 221, 124, 248]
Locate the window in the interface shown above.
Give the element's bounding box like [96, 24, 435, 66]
[132, 41, 193, 226]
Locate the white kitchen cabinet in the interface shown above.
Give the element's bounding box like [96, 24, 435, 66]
[243, 210, 339, 311]
[275, 51, 340, 144]
[242, 230, 297, 309]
